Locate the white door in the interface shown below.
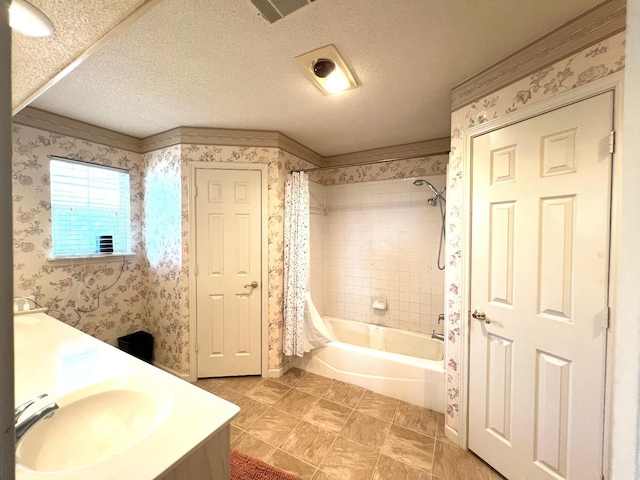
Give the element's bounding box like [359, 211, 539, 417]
[195, 167, 263, 377]
[468, 92, 613, 479]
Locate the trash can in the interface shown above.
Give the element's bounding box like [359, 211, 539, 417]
[117, 331, 153, 364]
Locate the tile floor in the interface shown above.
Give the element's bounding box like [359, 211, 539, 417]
[195, 368, 505, 480]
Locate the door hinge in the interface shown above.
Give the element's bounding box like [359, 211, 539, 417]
[195, 341, 198, 353]
[609, 130, 615, 154]
[194, 264, 198, 275]
[604, 305, 610, 329]
[193, 185, 198, 198]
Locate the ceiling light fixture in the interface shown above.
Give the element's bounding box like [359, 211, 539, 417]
[9, 0, 54, 37]
[296, 44, 358, 95]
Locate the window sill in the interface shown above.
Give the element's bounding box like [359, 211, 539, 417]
[46, 253, 136, 265]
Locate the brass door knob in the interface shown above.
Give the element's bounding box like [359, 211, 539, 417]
[472, 309, 491, 324]
[244, 281, 259, 289]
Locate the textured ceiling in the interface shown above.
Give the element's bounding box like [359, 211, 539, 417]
[27, 0, 602, 156]
[11, 0, 155, 110]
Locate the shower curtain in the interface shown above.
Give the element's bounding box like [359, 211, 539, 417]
[283, 171, 310, 357]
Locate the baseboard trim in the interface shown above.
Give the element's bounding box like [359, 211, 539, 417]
[264, 363, 291, 378]
[153, 361, 190, 380]
[445, 423, 461, 447]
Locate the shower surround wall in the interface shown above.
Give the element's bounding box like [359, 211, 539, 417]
[321, 176, 446, 334]
[307, 155, 448, 335]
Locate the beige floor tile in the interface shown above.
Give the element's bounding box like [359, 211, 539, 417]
[394, 401, 439, 438]
[323, 380, 366, 407]
[274, 388, 320, 417]
[312, 471, 334, 480]
[295, 372, 335, 397]
[212, 385, 242, 404]
[230, 425, 243, 443]
[218, 375, 264, 394]
[246, 407, 301, 446]
[303, 398, 354, 434]
[340, 410, 391, 451]
[245, 379, 291, 404]
[355, 390, 400, 422]
[194, 377, 224, 393]
[432, 441, 498, 480]
[267, 449, 317, 480]
[319, 436, 380, 480]
[382, 424, 436, 472]
[272, 367, 307, 387]
[231, 396, 270, 430]
[373, 454, 431, 480]
[231, 432, 276, 462]
[281, 420, 337, 466]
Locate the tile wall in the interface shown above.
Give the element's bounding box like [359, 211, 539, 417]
[310, 175, 446, 335]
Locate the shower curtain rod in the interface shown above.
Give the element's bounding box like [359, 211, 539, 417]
[293, 150, 450, 174]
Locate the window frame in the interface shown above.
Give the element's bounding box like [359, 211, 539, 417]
[48, 156, 133, 259]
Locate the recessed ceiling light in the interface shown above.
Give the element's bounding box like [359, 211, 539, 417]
[296, 44, 358, 95]
[9, 0, 54, 37]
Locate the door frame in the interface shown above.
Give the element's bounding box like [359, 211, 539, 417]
[455, 72, 624, 472]
[187, 161, 269, 382]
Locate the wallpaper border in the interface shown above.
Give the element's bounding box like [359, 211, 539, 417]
[451, 0, 626, 111]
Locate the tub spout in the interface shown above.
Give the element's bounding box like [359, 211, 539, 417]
[431, 330, 445, 342]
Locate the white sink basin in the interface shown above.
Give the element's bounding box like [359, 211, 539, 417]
[16, 378, 172, 472]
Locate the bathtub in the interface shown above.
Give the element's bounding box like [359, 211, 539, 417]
[291, 316, 445, 413]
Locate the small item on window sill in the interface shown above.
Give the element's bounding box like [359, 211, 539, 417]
[97, 235, 114, 253]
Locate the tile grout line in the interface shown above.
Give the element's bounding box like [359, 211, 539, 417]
[369, 453, 383, 480]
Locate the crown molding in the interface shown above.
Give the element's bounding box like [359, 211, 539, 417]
[12, 107, 143, 153]
[276, 132, 324, 166]
[141, 126, 279, 151]
[12, 106, 448, 168]
[451, 0, 626, 111]
[323, 137, 450, 167]
[141, 126, 324, 165]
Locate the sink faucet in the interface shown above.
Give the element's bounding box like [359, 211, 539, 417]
[431, 330, 445, 342]
[15, 394, 59, 445]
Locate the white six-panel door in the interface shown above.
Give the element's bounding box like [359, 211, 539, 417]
[469, 92, 613, 479]
[195, 167, 262, 377]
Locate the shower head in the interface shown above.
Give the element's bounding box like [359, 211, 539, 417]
[427, 198, 437, 207]
[413, 179, 440, 196]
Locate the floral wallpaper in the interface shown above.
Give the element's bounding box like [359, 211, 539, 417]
[141, 145, 184, 372]
[12, 124, 146, 346]
[308, 154, 448, 185]
[11, 125, 316, 375]
[179, 145, 316, 373]
[444, 31, 626, 432]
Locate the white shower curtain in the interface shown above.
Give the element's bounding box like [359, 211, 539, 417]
[283, 171, 310, 357]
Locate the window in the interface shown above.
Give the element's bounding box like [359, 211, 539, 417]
[50, 158, 131, 257]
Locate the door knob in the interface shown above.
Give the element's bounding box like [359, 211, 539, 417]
[244, 281, 259, 289]
[472, 309, 491, 324]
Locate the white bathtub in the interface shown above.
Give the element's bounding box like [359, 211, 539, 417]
[292, 316, 445, 413]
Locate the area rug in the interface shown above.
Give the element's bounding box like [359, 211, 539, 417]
[230, 449, 300, 480]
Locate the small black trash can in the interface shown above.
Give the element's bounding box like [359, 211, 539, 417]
[117, 331, 153, 363]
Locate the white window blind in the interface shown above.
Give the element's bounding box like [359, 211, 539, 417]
[50, 158, 131, 257]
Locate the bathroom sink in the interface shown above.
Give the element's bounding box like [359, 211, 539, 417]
[16, 378, 172, 472]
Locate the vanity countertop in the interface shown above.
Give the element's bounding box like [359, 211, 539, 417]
[14, 312, 239, 480]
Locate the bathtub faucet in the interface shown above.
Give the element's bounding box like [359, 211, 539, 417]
[15, 393, 59, 445]
[431, 330, 445, 342]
